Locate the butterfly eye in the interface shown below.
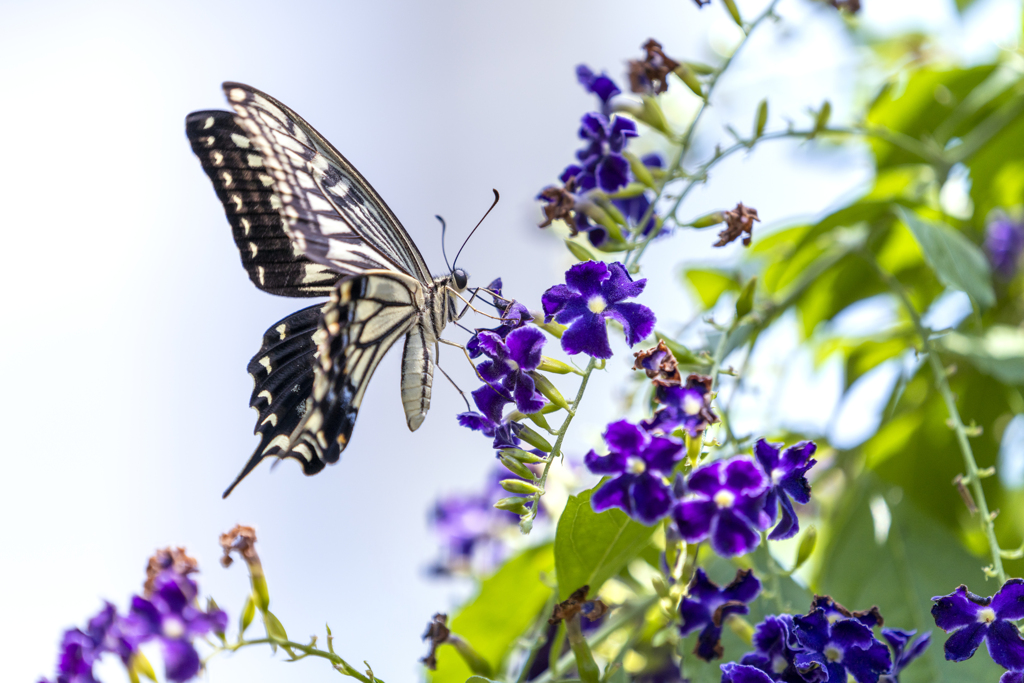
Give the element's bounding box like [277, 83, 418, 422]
[453, 269, 469, 290]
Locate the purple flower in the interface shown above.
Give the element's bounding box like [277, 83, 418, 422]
[644, 374, 718, 437]
[931, 580, 1024, 672]
[720, 663, 776, 683]
[122, 571, 228, 682]
[879, 629, 930, 682]
[542, 261, 656, 359]
[574, 112, 638, 193]
[466, 278, 533, 358]
[47, 629, 102, 683]
[791, 608, 892, 683]
[985, 218, 1024, 278]
[678, 568, 761, 660]
[585, 420, 683, 524]
[752, 439, 818, 541]
[576, 65, 621, 116]
[475, 327, 547, 414]
[457, 384, 523, 449]
[671, 457, 770, 557]
[739, 614, 808, 683]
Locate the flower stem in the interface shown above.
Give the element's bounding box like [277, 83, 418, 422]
[521, 357, 599, 533]
[865, 253, 1006, 583]
[209, 637, 378, 682]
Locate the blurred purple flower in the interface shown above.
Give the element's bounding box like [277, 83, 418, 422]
[679, 568, 761, 661]
[542, 261, 655, 359]
[585, 420, 683, 524]
[576, 65, 621, 116]
[879, 628, 931, 682]
[752, 439, 817, 540]
[644, 374, 718, 437]
[985, 218, 1024, 278]
[573, 112, 638, 193]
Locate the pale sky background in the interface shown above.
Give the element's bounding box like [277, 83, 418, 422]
[1, 0, 1019, 682]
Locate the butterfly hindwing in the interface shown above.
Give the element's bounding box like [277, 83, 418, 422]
[221, 83, 433, 282]
[184, 110, 339, 297]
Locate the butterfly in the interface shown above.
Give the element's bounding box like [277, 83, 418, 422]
[186, 82, 475, 497]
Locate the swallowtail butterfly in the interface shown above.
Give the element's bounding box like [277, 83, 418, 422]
[186, 83, 471, 497]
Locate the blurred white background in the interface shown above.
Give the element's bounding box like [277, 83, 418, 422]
[1, 0, 1018, 681]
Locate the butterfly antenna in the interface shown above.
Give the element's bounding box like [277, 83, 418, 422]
[453, 189, 500, 269]
[436, 215, 454, 273]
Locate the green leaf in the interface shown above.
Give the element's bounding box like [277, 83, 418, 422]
[430, 545, 554, 683]
[897, 207, 994, 309]
[683, 269, 738, 308]
[735, 277, 757, 319]
[264, 610, 288, 641]
[754, 99, 768, 139]
[465, 678, 500, 683]
[554, 488, 657, 600]
[940, 326, 1024, 385]
[815, 476, 1002, 683]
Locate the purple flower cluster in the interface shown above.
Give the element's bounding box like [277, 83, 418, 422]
[717, 596, 928, 682]
[985, 218, 1024, 278]
[586, 428, 817, 557]
[39, 554, 227, 683]
[932, 579, 1024, 679]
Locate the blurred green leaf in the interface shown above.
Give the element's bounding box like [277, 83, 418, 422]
[815, 477, 1002, 683]
[897, 207, 994, 309]
[431, 545, 554, 683]
[954, 0, 979, 11]
[966, 105, 1024, 225]
[465, 678, 500, 683]
[555, 488, 657, 600]
[683, 268, 738, 308]
[940, 326, 1024, 385]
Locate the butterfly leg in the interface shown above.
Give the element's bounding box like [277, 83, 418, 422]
[432, 343, 472, 412]
[447, 288, 506, 322]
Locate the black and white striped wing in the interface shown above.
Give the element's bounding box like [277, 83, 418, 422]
[285, 272, 424, 473]
[221, 82, 434, 282]
[185, 110, 339, 296]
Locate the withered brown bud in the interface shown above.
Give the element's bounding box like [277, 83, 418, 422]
[538, 184, 578, 231]
[633, 340, 682, 387]
[219, 524, 260, 568]
[628, 39, 682, 96]
[828, 0, 860, 13]
[713, 203, 760, 247]
[550, 585, 590, 624]
[692, 0, 711, 6]
[144, 547, 198, 597]
[420, 613, 451, 670]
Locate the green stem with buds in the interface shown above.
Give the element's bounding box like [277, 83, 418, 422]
[208, 636, 379, 683]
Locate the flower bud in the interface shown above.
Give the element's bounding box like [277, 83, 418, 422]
[578, 201, 625, 241]
[685, 431, 703, 465]
[793, 525, 817, 572]
[565, 239, 599, 263]
[688, 211, 726, 228]
[499, 454, 536, 480]
[501, 448, 547, 464]
[754, 99, 768, 139]
[240, 593, 256, 635]
[652, 575, 671, 598]
[129, 651, 157, 683]
[624, 151, 656, 188]
[638, 95, 673, 136]
[531, 372, 571, 411]
[812, 100, 831, 137]
[673, 64, 704, 99]
[533, 312, 565, 339]
[722, 0, 743, 26]
[683, 60, 715, 75]
[735, 276, 757, 319]
[517, 424, 553, 452]
[527, 410, 552, 431]
[494, 496, 532, 513]
[726, 614, 755, 645]
[264, 610, 288, 641]
[500, 478, 543, 494]
[538, 356, 576, 375]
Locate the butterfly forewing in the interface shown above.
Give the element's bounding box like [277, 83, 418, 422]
[185, 110, 340, 297]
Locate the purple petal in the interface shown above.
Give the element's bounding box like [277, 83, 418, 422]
[505, 327, 546, 371]
[829, 619, 875, 651]
[457, 411, 493, 434]
[591, 475, 633, 515]
[561, 311, 613, 358]
[768, 493, 801, 541]
[601, 262, 646, 302]
[724, 458, 769, 495]
[695, 623, 724, 661]
[710, 509, 762, 557]
[604, 420, 648, 455]
[471, 384, 510, 424]
[720, 663, 775, 683]
[475, 331, 509, 359]
[778, 470, 814, 507]
[642, 435, 684, 473]
[987, 620, 1024, 671]
[722, 569, 761, 604]
[641, 152, 664, 168]
[932, 586, 983, 630]
[753, 439, 781, 472]
[595, 154, 630, 193]
[686, 569, 722, 603]
[541, 284, 577, 319]
[578, 112, 608, 141]
[631, 474, 672, 524]
[679, 596, 712, 635]
[512, 375, 546, 415]
[162, 639, 201, 682]
[585, 448, 627, 475]
[551, 297, 591, 327]
[686, 461, 725, 497]
[992, 578, 1024, 620]
[478, 359, 511, 383]
[564, 260, 610, 298]
[942, 622, 987, 662]
[794, 610, 831, 652]
[1001, 672, 1024, 683]
[780, 441, 817, 471]
[844, 639, 892, 683]
[605, 301, 656, 346]
[672, 499, 715, 542]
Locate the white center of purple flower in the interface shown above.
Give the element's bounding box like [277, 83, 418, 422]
[626, 456, 646, 475]
[824, 644, 843, 663]
[162, 616, 186, 639]
[588, 295, 607, 314]
[507, 359, 520, 372]
[771, 655, 787, 673]
[978, 607, 997, 624]
[683, 393, 702, 416]
[713, 489, 735, 508]
[771, 468, 785, 485]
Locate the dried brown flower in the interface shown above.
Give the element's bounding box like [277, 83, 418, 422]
[219, 524, 260, 568]
[693, 0, 711, 7]
[538, 184, 577, 231]
[628, 39, 682, 96]
[828, 0, 860, 13]
[143, 547, 198, 597]
[420, 613, 450, 670]
[713, 203, 760, 247]
[633, 340, 682, 387]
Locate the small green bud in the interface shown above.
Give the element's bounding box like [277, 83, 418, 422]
[652, 575, 671, 599]
[264, 610, 288, 641]
[531, 372, 571, 411]
[673, 64, 704, 99]
[500, 478, 543, 495]
[608, 182, 647, 199]
[499, 454, 536, 480]
[594, 195, 628, 227]
[723, 0, 743, 25]
[449, 636, 495, 677]
[565, 239, 598, 263]
[494, 496, 532, 512]
[239, 593, 256, 635]
[683, 60, 715, 75]
[527, 410, 552, 431]
[533, 312, 566, 339]
[130, 652, 157, 683]
[755, 99, 768, 139]
[624, 152, 656, 188]
[517, 424, 553, 452]
[793, 525, 818, 572]
[812, 100, 831, 137]
[735, 276, 757, 320]
[579, 202, 625, 241]
[685, 432, 703, 465]
[726, 614, 755, 645]
[688, 211, 726, 228]
[500, 448, 547, 464]
[250, 569, 270, 612]
[537, 356, 576, 374]
[638, 95, 673, 137]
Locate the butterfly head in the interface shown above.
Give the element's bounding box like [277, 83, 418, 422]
[452, 268, 469, 291]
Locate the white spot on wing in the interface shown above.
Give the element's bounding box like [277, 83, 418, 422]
[203, 116, 215, 129]
[229, 88, 247, 102]
[231, 133, 251, 148]
[276, 323, 287, 340]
